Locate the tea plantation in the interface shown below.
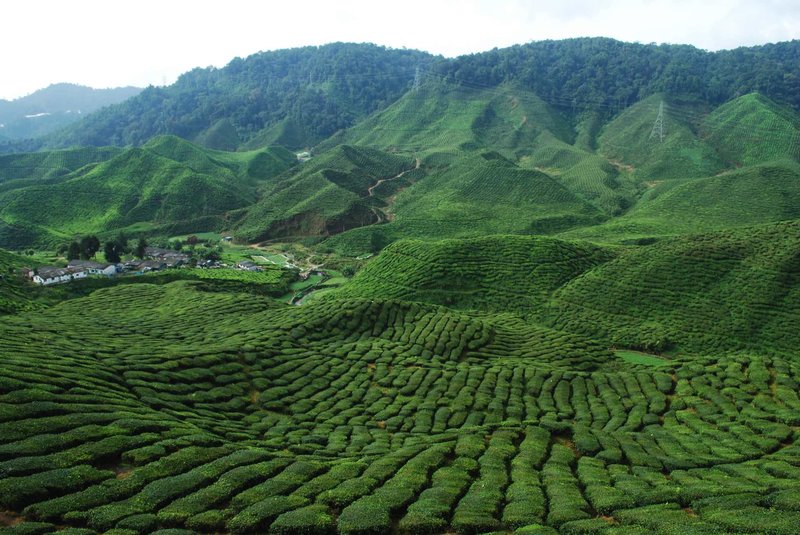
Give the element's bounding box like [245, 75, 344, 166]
[2, 225, 800, 534]
[3, 42, 800, 535]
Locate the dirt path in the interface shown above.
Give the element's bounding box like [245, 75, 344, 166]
[367, 158, 421, 224]
[367, 158, 421, 197]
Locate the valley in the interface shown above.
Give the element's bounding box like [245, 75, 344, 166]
[1, 37, 800, 535]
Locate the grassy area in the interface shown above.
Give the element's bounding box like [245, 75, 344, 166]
[614, 350, 672, 367]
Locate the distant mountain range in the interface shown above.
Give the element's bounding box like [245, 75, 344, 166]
[0, 83, 141, 142]
[3, 39, 799, 154]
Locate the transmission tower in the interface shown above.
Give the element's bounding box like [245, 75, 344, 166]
[649, 100, 665, 142]
[412, 66, 421, 91]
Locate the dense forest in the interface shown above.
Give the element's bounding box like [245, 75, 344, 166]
[3, 38, 798, 154]
[21, 44, 436, 151]
[431, 38, 800, 111]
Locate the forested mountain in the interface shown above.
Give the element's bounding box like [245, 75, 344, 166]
[431, 38, 800, 112]
[0, 83, 141, 142]
[5, 38, 799, 154]
[37, 44, 435, 151]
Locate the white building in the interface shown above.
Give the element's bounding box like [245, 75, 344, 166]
[67, 260, 118, 276]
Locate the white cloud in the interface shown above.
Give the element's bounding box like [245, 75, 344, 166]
[1, 0, 798, 100]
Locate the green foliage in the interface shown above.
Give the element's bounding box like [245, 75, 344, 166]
[235, 145, 414, 243]
[3, 36, 800, 535]
[548, 220, 800, 356]
[40, 44, 433, 151]
[333, 234, 613, 315]
[0, 136, 295, 247]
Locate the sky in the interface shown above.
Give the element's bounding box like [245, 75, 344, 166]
[2, 0, 798, 100]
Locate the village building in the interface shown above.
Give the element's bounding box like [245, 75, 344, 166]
[236, 260, 262, 272]
[33, 266, 73, 285]
[144, 247, 190, 267]
[67, 260, 118, 276]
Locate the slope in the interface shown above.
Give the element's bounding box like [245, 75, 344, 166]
[321, 152, 605, 255]
[320, 82, 575, 158]
[38, 44, 434, 151]
[597, 94, 726, 180]
[520, 131, 637, 216]
[0, 146, 123, 185]
[0, 247, 38, 314]
[332, 234, 614, 315]
[563, 159, 800, 243]
[702, 92, 800, 166]
[332, 221, 800, 358]
[0, 137, 295, 247]
[546, 220, 800, 356]
[235, 145, 416, 243]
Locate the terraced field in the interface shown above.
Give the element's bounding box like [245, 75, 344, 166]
[2, 267, 800, 534]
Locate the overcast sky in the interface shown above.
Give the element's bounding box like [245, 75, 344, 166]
[2, 0, 798, 100]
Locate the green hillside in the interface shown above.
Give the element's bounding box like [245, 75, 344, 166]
[0, 248, 38, 314]
[703, 92, 800, 166]
[330, 222, 800, 358]
[564, 159, 800, 243]
[30, 44, 434, 152]
[546, 220, 800, 356]
[334, 235, 614, 315]
[0, 146, 122, 185]
[10, 38, 800, 154]
[321, 83, 574, 158]
[520, 131, 636, 215]
[236, 146, 415, 243]
[597, 94, 726, 180]
[0, 137, 295, 247]
[321, 152, 604, 255]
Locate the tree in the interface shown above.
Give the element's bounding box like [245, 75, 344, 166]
[67, 241, 81, 261]
[79, 236, 101, 260]
[134, 237, 148, 259]
[103, 240, 122, 263]
[114, 232, 130, 254]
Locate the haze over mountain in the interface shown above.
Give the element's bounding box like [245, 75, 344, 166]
[0, 83, 141, 142]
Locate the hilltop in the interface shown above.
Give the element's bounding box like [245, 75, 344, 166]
[31, 44, 435, 152]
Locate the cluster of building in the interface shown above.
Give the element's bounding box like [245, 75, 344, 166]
[27, 246, 270, 286]
[29, 260, 118, 285]
[28, 247, 192, 286]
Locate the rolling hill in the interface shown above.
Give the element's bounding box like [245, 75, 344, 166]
[2, 37, 800, 535]
[0, 136, 296, 247]
[329, 222, 800, 357]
